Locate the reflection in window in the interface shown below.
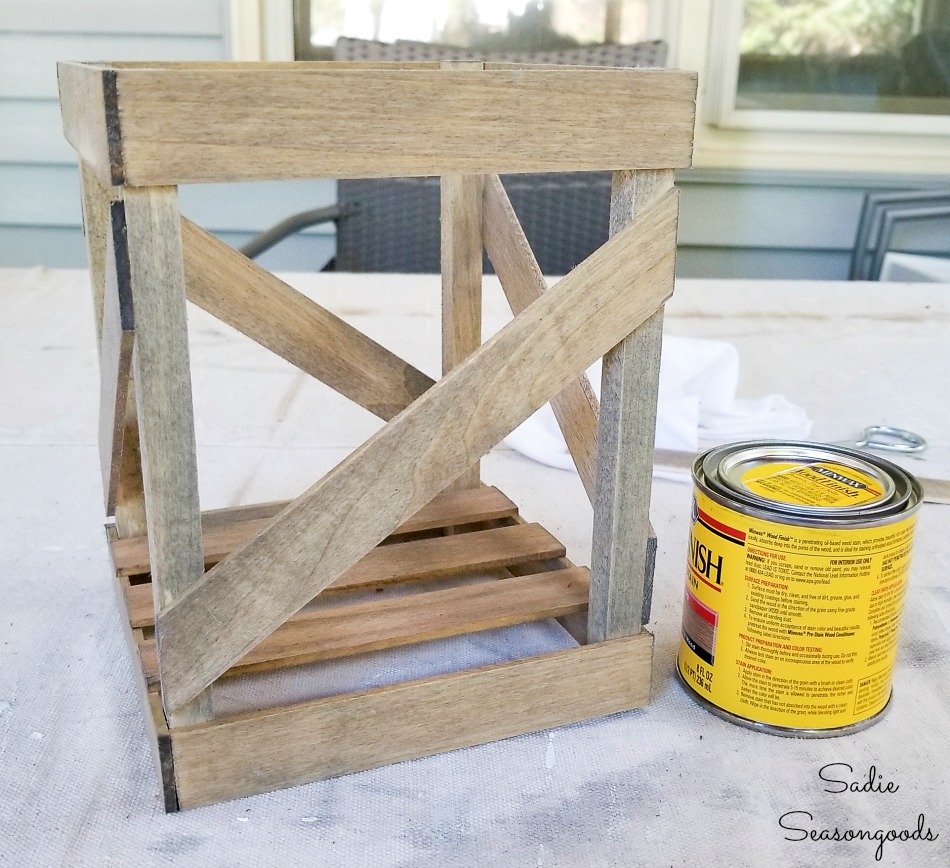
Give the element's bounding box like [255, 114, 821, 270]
[737, 0, 950, 114]
[295, 0, 649, 58]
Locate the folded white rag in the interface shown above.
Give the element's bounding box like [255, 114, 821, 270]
[503, 336, 812, 473]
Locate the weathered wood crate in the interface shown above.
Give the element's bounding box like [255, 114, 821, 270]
[58, 60, 697, 810]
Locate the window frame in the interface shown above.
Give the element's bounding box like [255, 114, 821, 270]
[664, 0, 950, 174]
[704, 0, 950, 135]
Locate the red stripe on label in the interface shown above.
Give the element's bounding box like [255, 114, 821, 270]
[688, 563, 722, 593]
[697, 507, 746, 542]
[686, 588, 718, 625]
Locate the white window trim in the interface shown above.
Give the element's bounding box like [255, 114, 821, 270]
[229, 0, 294, 61]
[704, 0, 950, 135]
[662, 0, 950, 174]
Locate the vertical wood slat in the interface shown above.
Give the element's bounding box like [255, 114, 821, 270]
[440, 61, 486, 491]
[114, 387, 148, 538]
[99, 214, 135, 516]
[80, 162, 147, 535]
[124, 185, 212, 726]
[110, 203, 147, 537]
[440, 172, 484, 490]
[589, 170, 674, 644]
[78, 161, 113, 343]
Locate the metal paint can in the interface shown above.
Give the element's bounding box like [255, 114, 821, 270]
[677, 440, 921, 736]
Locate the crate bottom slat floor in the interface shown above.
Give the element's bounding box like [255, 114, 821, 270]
[110, 484, 653, 810]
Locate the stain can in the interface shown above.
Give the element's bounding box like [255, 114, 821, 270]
[677, 440, 921, 736]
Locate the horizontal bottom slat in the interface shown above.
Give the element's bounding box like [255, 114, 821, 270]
[111, 484, 518, 576]
[171, 632, 653, 809]
[138, 566, 590, 682]
[123, 520, 565, 630]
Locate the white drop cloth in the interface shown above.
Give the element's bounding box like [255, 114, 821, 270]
[2, 270, 948, 868]
[504, 336, 812, 474]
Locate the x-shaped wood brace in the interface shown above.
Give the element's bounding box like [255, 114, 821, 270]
[98, 172, 678, 715]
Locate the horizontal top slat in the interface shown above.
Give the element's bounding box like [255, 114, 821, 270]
[58, 62, 697, 184]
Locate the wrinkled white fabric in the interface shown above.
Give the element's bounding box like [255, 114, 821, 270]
[503, 336, 812, 470]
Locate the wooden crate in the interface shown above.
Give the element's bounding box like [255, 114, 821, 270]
[58, 60, 697, 810]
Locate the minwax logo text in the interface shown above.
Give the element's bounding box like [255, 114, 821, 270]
[812, 466, 867, 490]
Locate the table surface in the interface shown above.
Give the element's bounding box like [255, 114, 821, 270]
[1, 269, 948, 867]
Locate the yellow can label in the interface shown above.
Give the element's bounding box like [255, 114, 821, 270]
[677, 487, 916, 729]
[739, 460, 885, 508]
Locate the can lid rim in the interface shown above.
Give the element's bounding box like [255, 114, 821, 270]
[703, 441, 912, 518]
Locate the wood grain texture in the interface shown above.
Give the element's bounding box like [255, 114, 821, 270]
[193, 485, 517, 533]
[77, 161, 118, 342]
[57, 62, 114, 185]
[112, 564, 178, 812]
[589, 170, 675, 644]
[101, 65, 697, 183]
[125, 186, 211, 725]
[922, 477, 950, 505]
[98, 204, 134, 516]
[114, 384, 147, 537]
[197, 500, 292, 529]
[139, 567, 589, 683]
[482, 174, 600, 502]
[500, 512, 589, 645]
[181, 218, 433, 420]
[105, 200, 145, 537]
[113, 485, 519, 577]
[441, 167, 484, 489]
[126, 521, 564, 629]
[157, 190, 678, 712]
[170, 632, 653, 809]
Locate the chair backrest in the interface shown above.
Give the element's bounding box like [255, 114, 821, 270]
[332, 38, 667, 274]
[334, 35, 668, 67]
[335, 173, 613, 275]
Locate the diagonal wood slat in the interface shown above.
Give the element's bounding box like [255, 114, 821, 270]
[157, 188, 679, 712]
[483, 174, 659, 624]
[482, 174, 600, 502]
[180, 218, 434, 421]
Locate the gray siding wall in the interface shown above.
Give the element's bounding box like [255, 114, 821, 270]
[0, 0, 336, 272]
[676, 169, 950, 280]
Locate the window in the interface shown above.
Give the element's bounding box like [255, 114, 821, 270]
[706, 0, 950, 133]
[294, 0, 651, 59]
